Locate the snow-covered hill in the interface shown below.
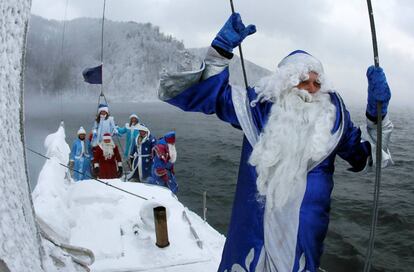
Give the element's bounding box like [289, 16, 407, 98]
[25, 15, 271, 102]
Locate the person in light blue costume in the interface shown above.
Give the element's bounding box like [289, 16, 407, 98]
[117, 113, 141, 164]
[157, 13, 393, 272]
[149, 132, 178, 194]
[91, 103, 117, 147]
[128, 124, 157, 182]
[69, 126, 93, 181]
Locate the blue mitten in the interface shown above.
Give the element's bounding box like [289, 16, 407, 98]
[212, 13, 256, 53]
[366, 66, 391, 119]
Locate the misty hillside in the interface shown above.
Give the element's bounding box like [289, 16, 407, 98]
[25, 15, 271, 101]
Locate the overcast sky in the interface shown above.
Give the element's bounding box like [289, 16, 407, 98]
[31, 0, 414, 107]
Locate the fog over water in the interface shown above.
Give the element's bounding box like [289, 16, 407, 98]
[25, 96, 414, 271]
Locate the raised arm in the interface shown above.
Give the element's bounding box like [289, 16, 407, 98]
[117, 125, 128, 136]
[158, 13, 256, 127]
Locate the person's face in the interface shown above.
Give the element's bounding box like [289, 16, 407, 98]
[296, 71, 321, 94]
[78, 134, 86, 140]
[131, 117, 138, 125]
[139, 130, 147, 137]
[103, 139, 111, 144]
[100, 111, 108, 117]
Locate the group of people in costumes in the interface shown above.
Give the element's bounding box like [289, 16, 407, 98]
[158, 13, 393, 272]
[68, 103, 178, 194]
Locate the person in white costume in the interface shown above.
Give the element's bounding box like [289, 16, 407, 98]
[91, 103, 117, 147]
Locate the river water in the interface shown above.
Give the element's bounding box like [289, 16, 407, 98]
[25, 98, 414, 271]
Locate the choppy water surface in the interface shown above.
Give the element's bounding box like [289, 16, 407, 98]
[25, 99, 414, 271]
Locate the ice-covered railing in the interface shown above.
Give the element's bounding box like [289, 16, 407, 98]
[32, 123, 72, 240]
[32, 123, 94, 271]
[44, 122, 70, 165]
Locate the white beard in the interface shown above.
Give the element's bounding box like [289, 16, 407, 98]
[168, 144, 177, 163]
[249, 87, 336, 210]
[100, 141, 115, 160]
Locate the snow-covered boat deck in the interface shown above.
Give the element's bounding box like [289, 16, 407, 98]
[72, 181, 224, 272]
[32, 126, 225, 271]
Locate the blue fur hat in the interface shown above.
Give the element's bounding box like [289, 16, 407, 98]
[98, 103, 109, 113]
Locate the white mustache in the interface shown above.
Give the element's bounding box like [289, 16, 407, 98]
[291, 88, 316, 103]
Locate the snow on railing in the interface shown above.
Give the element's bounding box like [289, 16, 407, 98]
[44, 122, 70, 166]
[32, 123, 72, 240]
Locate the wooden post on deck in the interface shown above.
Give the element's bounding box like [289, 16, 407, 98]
[203, 191, 207, 222]
[153, 206, 170, 248]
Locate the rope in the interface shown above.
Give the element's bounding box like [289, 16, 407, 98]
[363, 1, 383, 271]
[26, 146, 148, 201]
[58, 0, 70, 121]
[100, 0, 107, 97]
[367, 0, 380, 68]
[48, 0, 70, 121]
[95, 0, 111, 131]
[229, 0, 249, 90]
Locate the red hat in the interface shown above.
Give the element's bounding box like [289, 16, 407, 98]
[164, 131, 175, 144]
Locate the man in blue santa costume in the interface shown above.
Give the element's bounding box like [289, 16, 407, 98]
[128, 124, 157, 182]
[157, 13, 393, 272]
[69, 126, 93, 181]
[149, 131, 178, 194]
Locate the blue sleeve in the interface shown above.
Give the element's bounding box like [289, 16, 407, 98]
[166, 68, 240, 127]
[92, 121, 98, 131]
[110, 118, 118, 136]
[70, 141, 76, 161]
[336, 110, 371, 172]
[117, 127, 127, 135]
[91, 122, 98, 141]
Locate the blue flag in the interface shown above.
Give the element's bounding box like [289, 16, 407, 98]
[82, 64, 102, 84]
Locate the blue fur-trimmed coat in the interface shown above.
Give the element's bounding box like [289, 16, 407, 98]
[162, 64, 379, 271]
[117, 123, 140, 158]
[129, 134, 156, 181]
[70, 138, 92, 181]
[158, 44, 393, 272]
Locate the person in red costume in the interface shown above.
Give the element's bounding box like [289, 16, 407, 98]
[93, 133, 123, 179]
